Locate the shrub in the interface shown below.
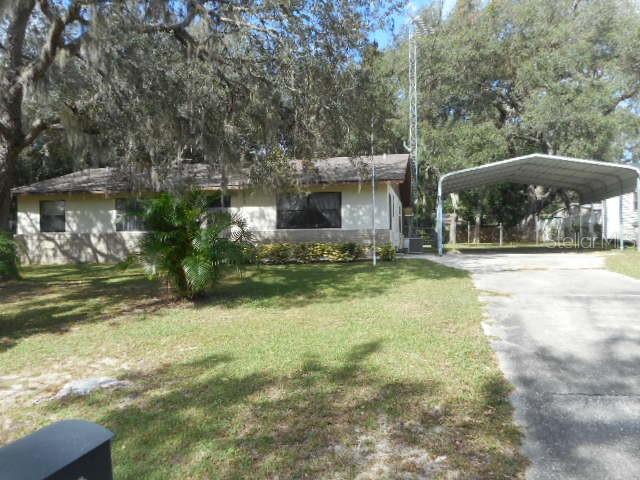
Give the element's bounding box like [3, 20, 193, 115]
[377, 243, 397, 261]
[257, 242, 365, 264]
[257, 243, 294, 264]
[137, 191, 252, 298]
[292, 242, 314, 263]
[339, 242, 365, 261]
[0, 233, 20, 281]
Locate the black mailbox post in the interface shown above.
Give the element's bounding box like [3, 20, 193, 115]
[0, 419, 115, 480]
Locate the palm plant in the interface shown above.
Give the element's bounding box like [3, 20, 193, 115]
[138, 191, 251, 298]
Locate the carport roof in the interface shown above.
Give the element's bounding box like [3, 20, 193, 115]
[440, 154, 640, 203]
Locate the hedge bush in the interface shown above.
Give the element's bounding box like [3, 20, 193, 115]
[257, 242, 365, 264]
[377, 243, 397, 261]
[0, 233, 20, 281]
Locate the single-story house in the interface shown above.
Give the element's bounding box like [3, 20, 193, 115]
[11, 154, 412, 265]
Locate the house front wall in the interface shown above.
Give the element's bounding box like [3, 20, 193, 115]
[15, 194, 144, 265]
[15, 183, 405, 265]
[230, 183, 403, 246]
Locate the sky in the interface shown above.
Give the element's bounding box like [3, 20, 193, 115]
[370, 0, 457, 49]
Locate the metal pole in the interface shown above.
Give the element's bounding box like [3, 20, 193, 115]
[636, 177, 640, 252]
[602, 199, 607, 248]
[619, 193, 624, 251]
[371, 131, 377, 266]
[408, 19, 419, 180]
[437, 181, 444, 256]
[499, 223, 503, 246]
[579, 206, 583, 247]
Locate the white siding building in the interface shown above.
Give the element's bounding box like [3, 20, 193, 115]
[603, 191, 639, 243]
[12, 155, 411, 264]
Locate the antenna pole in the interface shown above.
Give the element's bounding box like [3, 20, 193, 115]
[371, 117, 377, 267]
[408, 22, 418, 181]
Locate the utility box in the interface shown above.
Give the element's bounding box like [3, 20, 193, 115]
[408, 237, 427, 253]
[0, 419, 115, 480]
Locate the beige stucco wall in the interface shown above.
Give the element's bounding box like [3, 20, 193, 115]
[230, 183, 401, 236]
[16, 232, 144, 265]
[17, 195, 117, 235]
[15, 183, 405, 264]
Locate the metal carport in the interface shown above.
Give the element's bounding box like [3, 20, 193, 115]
[436, 153, 640, 255]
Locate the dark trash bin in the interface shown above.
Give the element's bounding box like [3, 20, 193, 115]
[0, 419, 115, 480]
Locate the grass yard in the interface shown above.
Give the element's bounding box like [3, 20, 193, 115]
[0, 260, 525, 479]
[606, 250, 640, 279]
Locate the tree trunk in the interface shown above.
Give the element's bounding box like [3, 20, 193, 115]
[449, 212, 457, 245]
[0, 142, 18, 232]
[449, 193, 459, 245]
[474, 212, 481, 244]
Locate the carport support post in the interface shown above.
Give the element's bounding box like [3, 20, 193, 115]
[619, 193, 624, 251]
[437, 181, 444, 256]
[636, 177, 640, 252]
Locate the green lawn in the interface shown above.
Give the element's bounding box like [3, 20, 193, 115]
[0, 260, 525, 479]
[606, 250, 640, 279]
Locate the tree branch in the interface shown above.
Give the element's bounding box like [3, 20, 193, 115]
[137, 0, 200, 46]
[10, 1, 83, 96]
[0, 121, 9, 140]
[23, 116, 61, 147]
[604, 85, 640, 115]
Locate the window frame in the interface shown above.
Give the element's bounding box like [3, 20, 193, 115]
[39, 200, 66, 233]
[206, 192, 231, 209]
[115, 198, 147, 232]
[276, 192, 342, 229]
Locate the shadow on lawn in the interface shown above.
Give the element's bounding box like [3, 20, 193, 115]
[48, 340, 524, 479]
[204, 259, 468, 309]
[0, 264, 163, 351]
[0, 259, 465, 351]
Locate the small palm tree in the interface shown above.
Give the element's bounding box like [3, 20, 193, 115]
[138, 191, 251, 298]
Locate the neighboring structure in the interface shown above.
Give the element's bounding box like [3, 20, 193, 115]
[11, 154, 411, 265]
[603, 192, 639, 243]
[436, 154, 640, 255]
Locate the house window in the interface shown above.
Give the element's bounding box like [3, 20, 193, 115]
[277, 192, 341, 229]
[40, 200, 65, 232]
[206, 192, 231, 209]
[115, 198, 146, 232]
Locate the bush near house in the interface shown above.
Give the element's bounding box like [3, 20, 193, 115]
[136, 192, 252, 298]
[0, 233, 20, 281]
[256, 242, 365, 264]
[377, 243, 397, 261]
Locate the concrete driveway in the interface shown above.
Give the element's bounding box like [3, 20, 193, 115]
[426, 252, 640, 480]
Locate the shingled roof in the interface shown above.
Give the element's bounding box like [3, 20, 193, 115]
[12, 154, 411, 195]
